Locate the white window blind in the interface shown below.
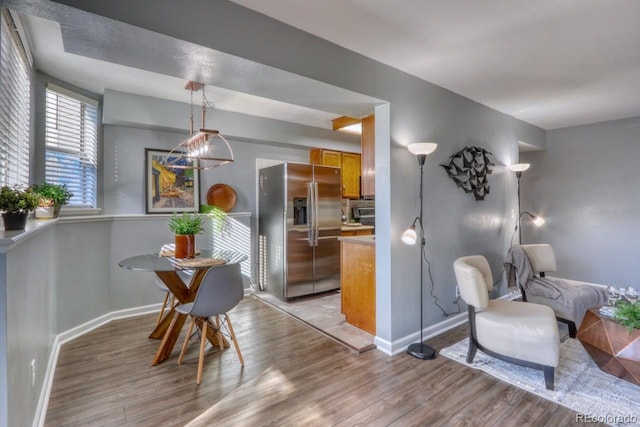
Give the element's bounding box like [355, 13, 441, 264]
[0, 10, 31, 187]
[45, 85, 98, 208]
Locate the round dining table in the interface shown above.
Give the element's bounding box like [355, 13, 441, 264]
[119, 249, 247, 365]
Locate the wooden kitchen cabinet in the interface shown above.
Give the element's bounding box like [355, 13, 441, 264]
[361, 115, 375, 197]
[310, 149, 341, 168]
[341, 152, 361, 199]
[341, 228, 373, 236]
[340, 238, 375, 334]
[310, 149, 361, 199]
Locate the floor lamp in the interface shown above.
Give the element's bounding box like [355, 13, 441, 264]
[508, 163, 545, 243]
[402, 142, 438, 360]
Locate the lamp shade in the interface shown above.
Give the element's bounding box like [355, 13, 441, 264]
[401, 227, 417, 245]
[407, 143, 438, 156]
[521, 211, 545, 227]
[508, 163, 530, 173]
[532, 215, 545, 227]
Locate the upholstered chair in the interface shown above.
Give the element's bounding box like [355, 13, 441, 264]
[454, 255, 560, 390]
[518, 244, 608, 338]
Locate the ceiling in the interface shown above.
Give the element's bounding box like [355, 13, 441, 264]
[230, 0, 640, 130]
[16, 0, 640, 131]
[20, 14, 349, 130]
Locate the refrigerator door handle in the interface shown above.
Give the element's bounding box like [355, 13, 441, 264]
[307, 182, 314, 246]
[313, 181, 320, 246]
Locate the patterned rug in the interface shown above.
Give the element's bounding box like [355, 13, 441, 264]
[440, 337, 640, 426]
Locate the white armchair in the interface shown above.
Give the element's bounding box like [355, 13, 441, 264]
[454, 255, 560, 390]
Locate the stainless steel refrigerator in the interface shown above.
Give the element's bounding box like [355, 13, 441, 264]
[258, 162, 342, 300]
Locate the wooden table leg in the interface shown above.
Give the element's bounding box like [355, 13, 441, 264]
[153, 311, 187, 365]
[149, 306, 176, 339]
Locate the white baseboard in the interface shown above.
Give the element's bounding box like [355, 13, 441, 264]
[33, 303, 161, 427]
[374, 293, 514, 356]
[375, 311, 468, 356]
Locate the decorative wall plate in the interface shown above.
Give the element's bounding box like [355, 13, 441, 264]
[206, 183, 237, 212]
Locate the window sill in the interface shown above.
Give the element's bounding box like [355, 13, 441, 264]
[58, 207, 103, 217]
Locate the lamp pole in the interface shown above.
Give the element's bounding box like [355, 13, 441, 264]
[407, 153, 437, 360]
[516, 171, 522, 243]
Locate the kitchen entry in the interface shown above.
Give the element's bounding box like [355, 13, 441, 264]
[251, 291, 375, 353]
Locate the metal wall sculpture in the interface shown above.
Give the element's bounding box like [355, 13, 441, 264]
[440, 146, 494, 200]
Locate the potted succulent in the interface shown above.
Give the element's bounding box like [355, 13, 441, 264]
[0, 185, 39, 230]
[168, 212, 204, 258]
[31, 182, 73, 219]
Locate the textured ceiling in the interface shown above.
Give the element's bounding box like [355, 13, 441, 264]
[230, 0, 640, 130]
[13, 0, 640, 131]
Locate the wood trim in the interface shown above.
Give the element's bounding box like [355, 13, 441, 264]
[361, 115, 375, 196]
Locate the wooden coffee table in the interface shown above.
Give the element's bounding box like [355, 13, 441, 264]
[576, 307, 640, 385]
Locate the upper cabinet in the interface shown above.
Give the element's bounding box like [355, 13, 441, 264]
[310, 149, 342, 168]
[360, 115, 375, 197]
[310, 149, 361, 199]
[341, 152, 361, 199]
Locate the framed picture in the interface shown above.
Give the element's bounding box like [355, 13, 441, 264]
[145, 148, 200, 214]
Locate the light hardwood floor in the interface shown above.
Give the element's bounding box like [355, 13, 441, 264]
[45, 296, 603, 426]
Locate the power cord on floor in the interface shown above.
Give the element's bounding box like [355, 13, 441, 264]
[422, 246, 461, 318]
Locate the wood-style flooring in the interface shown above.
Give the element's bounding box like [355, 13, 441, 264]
[45, 296, 604, 426]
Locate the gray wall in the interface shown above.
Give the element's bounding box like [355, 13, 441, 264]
[521, 116, 640, 286]
[2, 226, 57, 427]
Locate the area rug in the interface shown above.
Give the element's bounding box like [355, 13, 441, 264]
[440, 337, 640, 426]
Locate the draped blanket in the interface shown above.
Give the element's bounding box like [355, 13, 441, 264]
[504, 246, 607, 327]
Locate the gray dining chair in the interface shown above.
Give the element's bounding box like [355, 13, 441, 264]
[176, 263, 245, 384]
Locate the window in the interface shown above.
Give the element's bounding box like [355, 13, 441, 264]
[45, 85, 98, 208]
[0, 10, 31, 187]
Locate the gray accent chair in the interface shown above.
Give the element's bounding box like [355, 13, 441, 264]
[454, 255, 560, 390]
[519, 244, 608, 338]
[175, 263, 245, 384]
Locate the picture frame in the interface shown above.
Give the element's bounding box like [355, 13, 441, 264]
[145, 148, 200, 214]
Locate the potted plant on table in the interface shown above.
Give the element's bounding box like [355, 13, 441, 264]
[0, 185, 39, 231]
[31, 182, 73, 219]
[613, 301, 640, 333]
[168, 212, 204, 259]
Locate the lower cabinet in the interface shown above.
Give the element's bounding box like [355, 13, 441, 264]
[340, 240, 376, 334]
[341, 228, 373, 237]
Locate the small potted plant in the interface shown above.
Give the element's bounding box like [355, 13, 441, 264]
[168, 212, 204, 258]
[31, 182, 73, 219]
[0, 185, 39, 230]
[613, 301, 640, 333]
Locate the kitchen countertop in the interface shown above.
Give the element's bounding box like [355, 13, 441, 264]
[338, 235, 375, 246]
[341, 224, 374, 232]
